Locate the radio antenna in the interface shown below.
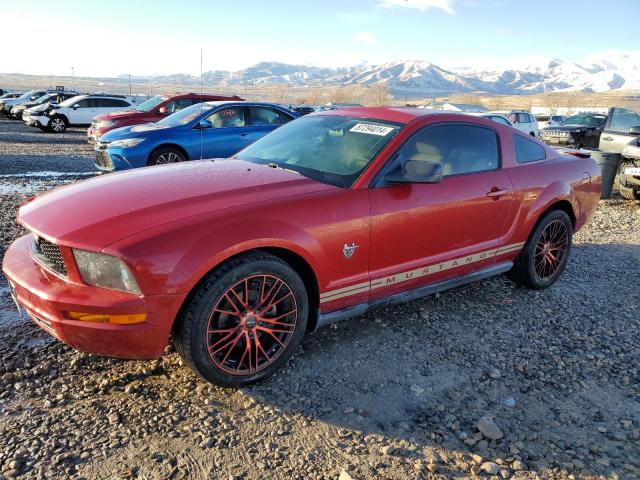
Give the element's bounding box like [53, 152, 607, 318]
[200, 48, 204, 160]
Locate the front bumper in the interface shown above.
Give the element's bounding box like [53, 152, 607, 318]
[2, 235, 186, 359]
[542, 135, 573, 146]
[23, 114, 47, 128]
[94, 144, 146, 172]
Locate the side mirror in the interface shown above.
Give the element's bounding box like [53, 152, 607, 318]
[72, 104, 79, 109]
[158, 106, 169, 115]
[384, 160, 443, 185]
[628, 126, 640, 135]
[199, 118, 213, 129]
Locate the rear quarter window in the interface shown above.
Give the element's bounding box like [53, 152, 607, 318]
[514, 134, 546, 163]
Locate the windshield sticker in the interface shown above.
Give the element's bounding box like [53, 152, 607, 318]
[349, 123, 395, 136]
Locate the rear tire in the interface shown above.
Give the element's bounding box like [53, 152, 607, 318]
[148, 146, 186, 166]
[174, 252, 308, 387]
[508, 210, 572, 289]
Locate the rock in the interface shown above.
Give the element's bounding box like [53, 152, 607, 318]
[470, 454, 483, 463]
[410, 384, 424, 396]
[381, 445, 394, 456]
[489, 368, 501, 379]
[343, 407, 354, 414]
[501, 397, 516, 408]
[480, 462, 500, 474]
[107, 412, 120, 425]
[338, 468, 355, 480]
[511, 460, 527, 471]
[477, 416, 504, 440]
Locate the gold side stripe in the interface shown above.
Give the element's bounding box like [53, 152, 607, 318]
[320, 242, 524, 304]
[319, 280, 371, 299]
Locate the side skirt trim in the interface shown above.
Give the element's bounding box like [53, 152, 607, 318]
[315, 261, 513, 330]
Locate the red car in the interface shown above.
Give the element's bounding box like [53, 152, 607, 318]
[3, 109, 601, 387]
[86, 93, 243, 142]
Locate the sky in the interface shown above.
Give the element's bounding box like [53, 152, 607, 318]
[2, 0, 639, 77]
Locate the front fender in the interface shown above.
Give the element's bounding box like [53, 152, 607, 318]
[106, 210, 324, 296]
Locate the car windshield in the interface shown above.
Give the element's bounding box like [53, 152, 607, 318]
[57, 96, 83, 107]
[17, 91, 37, 100]
[134, 95, 167, 112]
[32, 94, 53, 105]
[236, 115, 402, 188]
[561, 115, 606, 127]
[157, 103, 207, 126]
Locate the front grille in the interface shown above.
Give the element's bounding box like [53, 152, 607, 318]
[91, 120, 99, 129]
[32, 236, 67, 276]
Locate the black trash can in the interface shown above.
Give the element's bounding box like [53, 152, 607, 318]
[590, 151, 621, 199]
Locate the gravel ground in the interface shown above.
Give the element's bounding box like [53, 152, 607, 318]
[0, 117, 639, 480]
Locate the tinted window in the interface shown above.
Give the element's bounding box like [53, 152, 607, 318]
[95, 98, 129, 108]
[206, 106, 246, 128]
[75, 99, 94, 108]
[514, 135, 546, 163]
[536, 115, 550, 122]
[249, 106, 285, 126]
[609, 108, 640, 132]
[391, 124, 499, 177]
[165, 98, 193, 113]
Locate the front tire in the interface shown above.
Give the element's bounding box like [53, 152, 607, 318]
[174, 252, 308, 387]
[617, 160, 640, 201]
[148, 146, 185, 166]
[49, 116, 67, 133]
[508, 210, 572, 289]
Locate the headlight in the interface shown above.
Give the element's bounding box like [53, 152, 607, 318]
[109, 138, 144, 148]
[99, 120, 116, 128]
[73, 249, 141, 294]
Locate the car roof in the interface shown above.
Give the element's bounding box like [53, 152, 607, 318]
[313, 106, 480, 124]
[200, 100, 289, 109]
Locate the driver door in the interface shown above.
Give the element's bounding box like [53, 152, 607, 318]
[193, 105, 251, 159]
[599, 108, 640, 153]
[368, 123, 517, 301]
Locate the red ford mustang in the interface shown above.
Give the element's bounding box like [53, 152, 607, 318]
[3, 108, 601, 386]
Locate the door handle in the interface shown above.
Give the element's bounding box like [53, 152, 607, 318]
[486, 187, 508, 199]
[240, 132, 249, 137]
[601, 136, 613, 141]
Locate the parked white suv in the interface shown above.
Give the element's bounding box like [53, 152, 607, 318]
[46, 94, 133, 133]
[506, 111, 539, 137]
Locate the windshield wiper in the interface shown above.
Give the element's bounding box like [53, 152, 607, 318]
[266, 162, 300, 175]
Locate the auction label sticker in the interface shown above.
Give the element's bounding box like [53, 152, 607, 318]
[349, 123, 395, 136]
[624, 167, 640, 176]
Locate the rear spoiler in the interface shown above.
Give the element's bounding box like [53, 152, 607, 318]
[557, 148, 592, 159]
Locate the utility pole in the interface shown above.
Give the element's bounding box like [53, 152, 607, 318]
[128, 74, 132, 96]
[71, 67, 76, 91]
[244, 73, 247, 100]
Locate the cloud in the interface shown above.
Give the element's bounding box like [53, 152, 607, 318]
[377, 0, 455, 14]
[354, 31, 378, 44]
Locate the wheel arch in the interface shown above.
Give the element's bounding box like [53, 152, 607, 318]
[172, 245, 321, 336]
[148, 143, 190, 163]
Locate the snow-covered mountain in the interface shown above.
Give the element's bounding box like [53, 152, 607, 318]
[132, 52, 640, 96]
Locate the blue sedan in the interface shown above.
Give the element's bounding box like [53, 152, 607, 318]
[94, 101, 297, 171]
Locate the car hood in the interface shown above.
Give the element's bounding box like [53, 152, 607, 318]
[548, 125, 595, 132]
[18, 159, 336, 249]
[94, 109, 154, 123]
[101, 122, 175, 141]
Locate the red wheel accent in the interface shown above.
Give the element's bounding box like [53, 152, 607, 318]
[205, 275, 298, 376]
[533, 219, 568, 281]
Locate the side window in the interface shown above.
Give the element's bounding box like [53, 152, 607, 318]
[514, 135, 546, 163]
[507, 113, 517, 123]
[518, 113, 530, 123]
[609, 108, 640, 132]
[75, 99, 94, 108]
[96, 98, 129, 108]
[206, 106, 246, 128]
[249, 106, 284, 126]
[390, 124, 499, 177]
[165, 98, 193, 113]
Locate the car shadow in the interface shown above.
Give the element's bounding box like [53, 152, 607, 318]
[238, 242, 640, 478]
